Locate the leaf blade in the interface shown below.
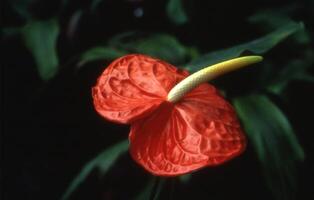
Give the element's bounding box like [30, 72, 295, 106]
[129, 34, 188, 64]
[22, 19, 60, 80]
[166, 0, 188, 25]
[134, 178, 156, 200]
[78, 47, 128, 67]
[179, 174, 192, 184]
[61, 140, 129, 200]
[267, 51, 314, 94]
[186, 21, 304, 72]
[233, 95, 304, 200]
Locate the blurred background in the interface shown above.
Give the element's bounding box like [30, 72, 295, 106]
[1, 0, 314, 200]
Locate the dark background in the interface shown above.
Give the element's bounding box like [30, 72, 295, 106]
[1, 0, 314, 200]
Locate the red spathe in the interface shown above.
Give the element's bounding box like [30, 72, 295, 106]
[92, 54, 246, 176]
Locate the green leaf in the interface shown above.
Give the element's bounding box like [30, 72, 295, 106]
[152, 179, 165, 200]
[67, 10, 83, 39]
[10, 0, 33, 19]
[78, 47, 128, 67]
[107, 31, 138, 47]
[79, 33, 192, 66]
[248, 10, 296, 30]
[166, 0, 188, 25]
[248, 9, 310, 44]
[134, 178, 156, 200]
[1, 27, 21, 37]
[267, 50, 314, 94]
[106, 33, 192, 64]
[134, 178, 166, 200]
[91, 0, 104, 11]
[294, 74, 314, 82]
[185, 21, 304, 72]
[178, 174, 192, 184]
[123, 34, 189, 64]
[61, 140, 129, 200]
[22, 19, 60, 80]
[233, 95, 304, 200]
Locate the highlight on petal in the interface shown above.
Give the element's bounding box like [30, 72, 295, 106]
[92, 54, 188, 124]
[129, 84, 246, 176]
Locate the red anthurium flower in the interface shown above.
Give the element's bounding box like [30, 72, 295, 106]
[92, 54, 262, 176]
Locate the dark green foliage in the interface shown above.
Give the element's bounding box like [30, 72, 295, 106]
[234, 95, 304, 200]
[3, 1, 313, 200]
[79, 47, 128, 67]
[134, 178, 157, 200]
[186, 22, 304, 72]
[79, 33, 193, 66]
[166, 0, 188, 25]
[267, 50, 314, 94]
[22, 18, 60, 80]
[61, 140, 128, 200]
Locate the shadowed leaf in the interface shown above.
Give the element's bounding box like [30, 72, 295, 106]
[134, 178, 166, 200]
[22, 19, 60, 80]
[61, 140, 129, 200]
[248, 9, 310, 44]
[79, 47, 128, 67]
[9, 0, 33, 19]
[66, 10, 83, 39]
[166, 0, 188, 25]
[128, 34, 188, 64]
[134, 178, 156, 200]
[79, 33, 192, 66]
[2, 27, 21, 37]
[179, 174, 192, 184]
[152, 179, 165, 200]
[233, 95, 304, 200]
[91, 0, 104, 11]
[266, 50, 314, 94]
[186, 21, 304, 72]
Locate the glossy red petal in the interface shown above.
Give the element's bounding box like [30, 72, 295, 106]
[129, 84, 246, 176]
[92, 54, 188, 124]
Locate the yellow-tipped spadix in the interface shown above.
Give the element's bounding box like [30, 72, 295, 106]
[167, 56, 263, 103]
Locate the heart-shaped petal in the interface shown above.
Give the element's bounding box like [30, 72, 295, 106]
[129, 84, 246, 176]
[93, 54, 247, 176]
[92, 54, 188, 124]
